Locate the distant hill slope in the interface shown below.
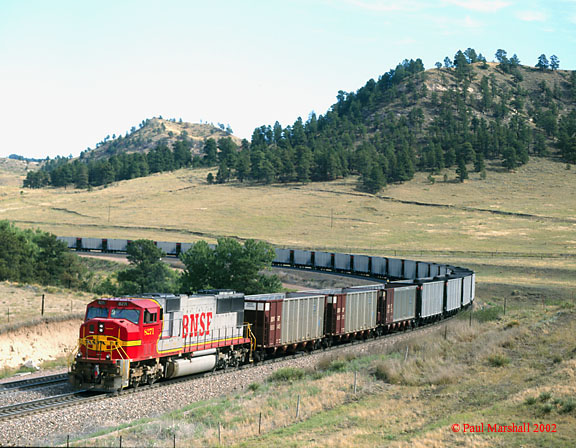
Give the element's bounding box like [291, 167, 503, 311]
[0, 157, 40, 187]
[236, 56, 575, 191]
[23, 51, 576, 192]
[82, 117, 242, 161]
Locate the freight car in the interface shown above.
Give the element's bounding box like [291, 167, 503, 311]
[65, 237, 475, 392]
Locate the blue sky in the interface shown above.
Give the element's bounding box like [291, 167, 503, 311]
[1, 0, 575, 159]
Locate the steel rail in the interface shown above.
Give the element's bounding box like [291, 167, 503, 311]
[0, 373, 69, 394]
[0, 390, 105, 421]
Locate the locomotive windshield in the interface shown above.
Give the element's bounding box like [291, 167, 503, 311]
[86, 307, 109, 320]
[110, 308, 141, 325]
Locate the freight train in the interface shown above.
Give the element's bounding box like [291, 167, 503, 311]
[62, 237, 475, 392]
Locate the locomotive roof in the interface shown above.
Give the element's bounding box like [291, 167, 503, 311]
[88, 297, 161, 308]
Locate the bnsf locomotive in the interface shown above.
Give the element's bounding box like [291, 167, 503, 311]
[69, 248, 474, 392]
[69, 291, 252, 391]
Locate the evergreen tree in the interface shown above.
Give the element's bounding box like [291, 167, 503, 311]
[536, 54, 549, 70]
[361, 163, 386, 193]
[549, 54, 560, 70]
[180, 238, 281, 295]
[203, 138, 218, 165]
[456, 158, 468, 182]
[234, 151, 251, 182]
[117, 240, 177, 294]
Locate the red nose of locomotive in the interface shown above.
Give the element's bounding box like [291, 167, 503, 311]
[79, 318, 133, 360]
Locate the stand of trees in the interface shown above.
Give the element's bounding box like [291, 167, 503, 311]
[0, 222, 85, 288]
[180, 238, 282, 295]
[24, 49, 575, 194]
[0, 223, 281, 297]
[96, 238, 282, 296]
[204, 49, 574, 192]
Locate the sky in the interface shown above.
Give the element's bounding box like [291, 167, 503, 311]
[1, 0, 575, 159]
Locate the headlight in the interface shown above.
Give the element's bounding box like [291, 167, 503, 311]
[98, 323, 104, 333]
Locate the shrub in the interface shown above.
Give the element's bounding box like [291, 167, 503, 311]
[268, 367, 305, 383]
[327, 360, 348, 372]
[373, 360, 402, 384]
[474, 306, 502, 322]
[487, 353, 510, 367]
[539, 392, 552, 402]
[559, 399, 575, 414]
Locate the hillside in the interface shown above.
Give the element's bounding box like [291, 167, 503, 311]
[81, 117, 242, 161]
[237, 57, 576, 191]
[0, 157, 40, 187]
[22, 51, 576, 192]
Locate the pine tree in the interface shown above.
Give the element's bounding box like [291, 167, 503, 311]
[456, 158, 468, 182]
[361, 164, 386, 193]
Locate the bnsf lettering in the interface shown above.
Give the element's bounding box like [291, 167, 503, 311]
[182, 312, 213, 338]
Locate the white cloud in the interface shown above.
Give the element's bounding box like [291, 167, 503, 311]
[464, 15, 484, 28]
[443, 0, 512, 12]
[515, 10, 547, 21]
[333, 0, 431, 13]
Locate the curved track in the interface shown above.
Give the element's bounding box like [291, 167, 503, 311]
[2, 313, 459, 421]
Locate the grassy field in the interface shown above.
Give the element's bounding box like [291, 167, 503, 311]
[0, 158, 574, 257]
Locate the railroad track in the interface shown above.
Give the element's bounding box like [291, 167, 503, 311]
[0, 373, 69, 394]
[0, 391, 105, 421]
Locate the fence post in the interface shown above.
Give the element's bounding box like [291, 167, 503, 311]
[444, 325, 447, 340]
[41, 294, 45, 316]
[258, 412, 262, 435]
[353, 370, 357, 394]
[218, 422, 221, 445]
[296, 394, 300, 419]
[469, 309, 472, 327]
[66, 435, 69, 448]
[173, 433, 176, 448]
[119, 435, 122, 448]
[7, 307, 9, 323]
[504, 296, 507, 315]
[404, 346, 409, 361]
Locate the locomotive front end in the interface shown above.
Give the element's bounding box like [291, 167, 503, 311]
[69, 299, 145, 392]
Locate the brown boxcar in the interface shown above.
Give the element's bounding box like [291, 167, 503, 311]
[244, 294, 284, 348]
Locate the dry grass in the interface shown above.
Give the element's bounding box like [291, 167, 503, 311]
[0, 158, 574, 259]
[0, 281, 94, 330]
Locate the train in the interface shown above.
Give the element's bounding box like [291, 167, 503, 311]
[63, 237, 475, 392]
